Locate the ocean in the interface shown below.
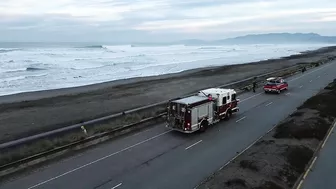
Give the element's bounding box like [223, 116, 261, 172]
[0, 43, 333, 96]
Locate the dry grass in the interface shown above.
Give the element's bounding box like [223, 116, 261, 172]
[273, 117, 331, 140]
[274, 145, 314, 187]
[91, 106, 165, 134]
[225, 178, 247, 187]
[239, 160, 260, 172]
[0, 131, 87, 166]
[253, 181, 283, 189]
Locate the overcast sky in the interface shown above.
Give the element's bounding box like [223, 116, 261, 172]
[1, 0, 336, 42]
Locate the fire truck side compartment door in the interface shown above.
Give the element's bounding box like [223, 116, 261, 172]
[198, 105, 208, 118]
[191, 108, 198, 130]
[208, 102, 214, 123]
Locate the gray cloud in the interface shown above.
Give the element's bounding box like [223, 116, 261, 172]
[0, 0, 336, 42]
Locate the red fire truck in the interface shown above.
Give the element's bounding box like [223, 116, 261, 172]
[166, 88, 239, 133]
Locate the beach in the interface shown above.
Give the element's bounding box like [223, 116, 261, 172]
[1, 46, 336, 143]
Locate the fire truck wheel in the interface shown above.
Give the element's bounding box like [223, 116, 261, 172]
[199, 121, 208, 132]
[225, 110, 232, 120]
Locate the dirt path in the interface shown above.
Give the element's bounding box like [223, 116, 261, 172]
[1, 47, 336, 143]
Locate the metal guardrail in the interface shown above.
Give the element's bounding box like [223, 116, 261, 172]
[0, 113, 166, 174]
[0, 64, 307, 150]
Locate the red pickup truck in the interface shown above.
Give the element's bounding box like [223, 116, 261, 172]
[263, 77, 288, 94]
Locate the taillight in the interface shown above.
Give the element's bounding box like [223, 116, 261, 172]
[185, 122, 191, 131]
[184, 110, 191, 131]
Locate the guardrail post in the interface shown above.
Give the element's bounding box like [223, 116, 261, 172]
[81, 126, 88, 135]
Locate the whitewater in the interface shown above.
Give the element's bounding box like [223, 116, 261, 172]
[0, 43, 333, 96]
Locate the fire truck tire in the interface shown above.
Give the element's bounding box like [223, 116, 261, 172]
[199, 121, 208, 132]
[225, 110, 232, 120]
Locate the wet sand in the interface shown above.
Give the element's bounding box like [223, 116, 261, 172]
[1, 46, 336, 143]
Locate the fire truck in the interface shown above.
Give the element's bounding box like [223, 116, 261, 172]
[166, 88, 239, 133]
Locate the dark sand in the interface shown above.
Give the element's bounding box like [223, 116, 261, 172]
[1, 46, 336, 143]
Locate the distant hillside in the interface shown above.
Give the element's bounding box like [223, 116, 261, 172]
[181, 33, 336, 45]
[217, 33, 336, 44]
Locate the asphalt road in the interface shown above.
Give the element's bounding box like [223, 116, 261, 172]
[301, 121, 336, 189]
[1, 61, 336, 189]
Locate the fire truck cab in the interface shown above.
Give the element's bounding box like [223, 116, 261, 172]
[166, 88, 239, 133]
[198, 88, 239, 115]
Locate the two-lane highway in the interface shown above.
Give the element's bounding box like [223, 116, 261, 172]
[1, 61, 336, 189]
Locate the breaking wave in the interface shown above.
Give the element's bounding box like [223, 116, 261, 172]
[0, 48, 22, 53]
[79, 45, 104, 49]
[1, 67, 46, 74]
[75, 45, 119, 53]
[198, 46, 222, 50]
[26, 67, 46, 71]
[1, 74, 48, 83]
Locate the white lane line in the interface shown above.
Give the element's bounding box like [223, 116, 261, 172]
[317, 75, 321, 78]
[236, 116, 246, 123]
[185, 140, 203, 150]
[285, 92, 290, 95]
[310, 80, 313, 83]
[321, 121, 336, 148]
[240, 93, 262, 103]
[296, 157, 318, 189]
[111, 183, 122, 189]
[303, 157, 317, 180]
[265, 102, 273, 107]
[299, 85, 303, 88]
[27, 130, 171, 189]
